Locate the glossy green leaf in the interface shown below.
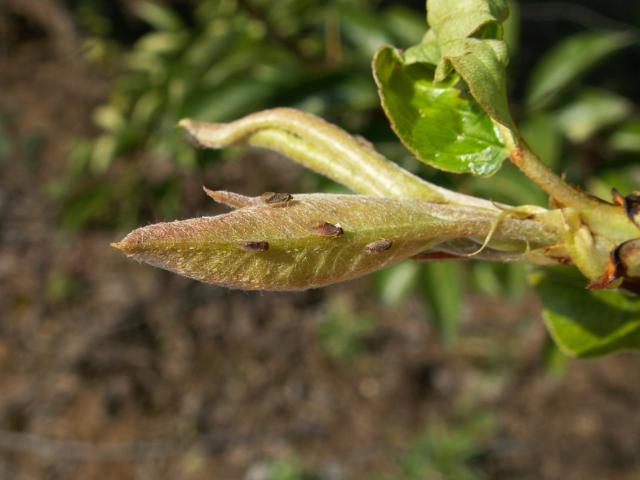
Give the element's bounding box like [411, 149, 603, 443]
[526, 31, 635, 111]
[531, 267, 640, 357]
[373, 47, 507, 176]
[427, 0, 514, 128]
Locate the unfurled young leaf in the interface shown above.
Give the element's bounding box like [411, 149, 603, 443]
[426, 0, 514, 129]
[112, 193, 561, 291]
[373, 0, 514, 177]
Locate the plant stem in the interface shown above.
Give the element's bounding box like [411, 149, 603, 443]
[496, 123, 593, 207]
[495, 122, 639, 241]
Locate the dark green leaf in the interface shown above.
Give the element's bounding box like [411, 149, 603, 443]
[531, 267, 640, 357]
[520, 114, 562, 169]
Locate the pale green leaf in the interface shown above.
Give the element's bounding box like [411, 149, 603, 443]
[373, 47, 507, 176]
[531, 267, 640, 357]
[608, 119, 640, 153]
[375, 261, 420, 306]
[403, 31, 441, 66]
[526, 31, 635, 111]
[556, 88, 632, 143]
[134, 1, 184, 31]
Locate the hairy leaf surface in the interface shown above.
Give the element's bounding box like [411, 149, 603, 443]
[113, 194, 559, 291]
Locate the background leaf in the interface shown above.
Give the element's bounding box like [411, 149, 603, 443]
[526, 31, 635, 111]
[608, 119, 640, 154]
[421, 261, 464, 347]
[531, 267, 640, 357]
[555, 88, 632, 143]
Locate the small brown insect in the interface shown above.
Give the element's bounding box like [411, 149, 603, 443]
[312, 221, 344, 238]
[261, 192, 293, 206]
[240, 240, 269, 251]
[612, 188, 640, 228]
[364, 239, 392, 254]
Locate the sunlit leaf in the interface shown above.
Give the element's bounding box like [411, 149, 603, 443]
[373, 47, 507, 176]
[427, 0, 514, 128]
[375, 261, 420, 306]
[134, 1, 185, 31]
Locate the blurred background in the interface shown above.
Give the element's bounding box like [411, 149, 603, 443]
[2, 0, 640, 478]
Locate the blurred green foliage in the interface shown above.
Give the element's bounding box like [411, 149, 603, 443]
[262, 410, 493, 480]
[56, 0, 425, 232]
[382, 413, 493, 480]
[267, 459, 319, 480]
[59, 1, 640, 352]
[316, 298, 376, 364]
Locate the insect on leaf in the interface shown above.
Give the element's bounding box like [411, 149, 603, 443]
[113, 193, 560, 291]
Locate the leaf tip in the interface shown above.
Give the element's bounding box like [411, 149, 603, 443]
[111, 239, 134, 254]
[203, 187, 254, 208]
[177, 118, 194, 130]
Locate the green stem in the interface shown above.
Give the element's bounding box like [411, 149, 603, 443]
[496, 123, 594, 207]
[496, 123, 637, 241]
